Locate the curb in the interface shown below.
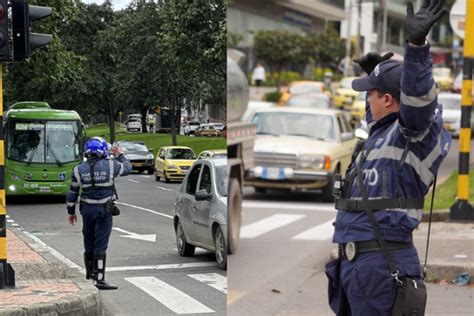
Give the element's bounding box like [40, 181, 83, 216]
[1, 229, 102, 316]
[328, 248, 474, 284]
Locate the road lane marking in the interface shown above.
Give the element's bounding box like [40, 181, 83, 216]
[126, 276, 215, 314]
[243, 201, 336, 212]
[292, 218, 335, 240]
[127, 179, 140, 183]
[227, 290, 246, 305]
[108, 262, 216, 272]
[240, 214, 305, 238]
[140, 175, 151, 178]
[115, 202, 173, 219]
[6, 219, 14, 222]
[22, 231, 84, 272]
[156, 186, 176, 192]
[188, 273, 227, 294]
[112, 227, 156, 242]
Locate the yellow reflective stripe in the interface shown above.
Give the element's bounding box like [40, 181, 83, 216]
[457, 174, 470, 200]
[0, 190, 5, 215]
[461, 80, 473, 105]
[459, 129, 472, 153]
[0, 141, 4, 165]
[0, 237, 6, 259]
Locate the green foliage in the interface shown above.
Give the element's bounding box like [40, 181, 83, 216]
[424, 170, 474, 211]
[263, 91, 282, 102]
[228, 32, 243, 48]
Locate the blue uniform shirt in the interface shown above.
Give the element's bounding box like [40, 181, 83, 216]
[66, 153, 132, 215]
[333, 43, 452, 244]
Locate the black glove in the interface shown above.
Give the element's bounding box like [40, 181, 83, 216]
[353, 52, 394, 75]
[406, 0, 448, 45]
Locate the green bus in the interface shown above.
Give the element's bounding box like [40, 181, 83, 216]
[4, 102, 85, 195]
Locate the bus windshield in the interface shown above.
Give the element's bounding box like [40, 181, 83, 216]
[7, 120, 82, 164]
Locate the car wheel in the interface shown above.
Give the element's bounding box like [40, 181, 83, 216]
[228, 179, 241, 255]
[176, 221, 195, 257]
[214, 225, 227, 270]
[162, 171, 170, 183]
[255, 187, 266, 194]
[154, 170, 160, 181]
[138, 169, 144, 174]
[321, 166, 339, 203]
[147, 168, 153, 175]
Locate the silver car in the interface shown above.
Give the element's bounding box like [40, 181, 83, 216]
[173, 158, 228, 269]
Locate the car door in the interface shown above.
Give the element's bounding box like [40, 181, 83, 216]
[178, 163, 202, 242]
[193, 163, 214, 246]
[156, 148, 165, 175]
[336, 114, 356, 172]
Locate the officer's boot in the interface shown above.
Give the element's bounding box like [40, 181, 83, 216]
[84, 252, 94, 280]
[93, 253, 118, 290]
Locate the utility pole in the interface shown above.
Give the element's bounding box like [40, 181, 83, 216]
[344, 0, 353, 76]
[381, 0, 388, 52]
[450, 0, 473, 220]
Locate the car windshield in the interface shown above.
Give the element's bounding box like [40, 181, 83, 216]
[167, 148, 195, 159]
[438, 96, 460, 110]
[120, 142, 149, 154]
[340, 77, 355, 89]
[252, 112, 336, 140]
[7, 120, 82, 164]
[215, 164, 228, 197]
[433, 68, 451, 78]
[289, 83, 323, 94]
[286, 95, 329, 108]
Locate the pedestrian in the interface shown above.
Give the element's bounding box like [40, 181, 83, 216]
[326, 0, 451, 315]
[67, 136, 132, 290]
[251, 63, 266, 91]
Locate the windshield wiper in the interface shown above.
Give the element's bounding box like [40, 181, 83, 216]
[46, 135, 63, 167]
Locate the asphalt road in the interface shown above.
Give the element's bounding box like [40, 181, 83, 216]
[6, 172, 226, 316]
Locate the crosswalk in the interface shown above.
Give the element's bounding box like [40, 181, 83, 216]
[124, 272, 227, 315]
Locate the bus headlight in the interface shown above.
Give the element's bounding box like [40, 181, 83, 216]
[8, 185, 16, 191]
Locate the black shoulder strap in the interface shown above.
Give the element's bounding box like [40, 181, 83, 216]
[423, 174, 437, 280]
[88, 160, 97, 188]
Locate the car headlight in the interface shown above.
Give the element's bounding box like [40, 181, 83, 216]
[299, 155, 331, 170]
[147, 154, 154, 159]
[168, 164, 177, 169]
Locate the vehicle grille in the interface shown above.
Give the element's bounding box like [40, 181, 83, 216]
[131, 159, 146, 163]
[254, 152, 298, 168]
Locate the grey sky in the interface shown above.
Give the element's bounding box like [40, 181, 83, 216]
[82, 0, 131, 10]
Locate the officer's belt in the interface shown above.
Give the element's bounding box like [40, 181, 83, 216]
[336, 197, 424, 211]
[340, 240, 413, 261]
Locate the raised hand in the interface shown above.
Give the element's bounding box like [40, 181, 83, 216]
[406, 0, 448, 45]
[353, 52, 394, 75]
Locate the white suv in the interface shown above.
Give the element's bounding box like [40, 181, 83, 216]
[127, 119, 142, 132]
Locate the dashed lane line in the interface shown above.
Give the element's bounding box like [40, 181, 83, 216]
[188, 273, 227, 294]
[240, 214, 305, 239]
[156, 186, 177, 192]
[243, 201, 336, 212]
[291, 218, 335, 240]
[127, 179, 140, 183]
[108, 262, 216, 272]
[115, 201, 173, 219]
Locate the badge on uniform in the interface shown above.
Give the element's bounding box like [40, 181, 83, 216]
[344, 242, 357, 261]
[58, 172, 66, 181]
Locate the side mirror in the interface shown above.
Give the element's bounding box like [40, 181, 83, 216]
[354, 128, 368, 140]
[341, 132, 354, 142]
[195, 190, 212, 201]
[159, 155, 164, 159]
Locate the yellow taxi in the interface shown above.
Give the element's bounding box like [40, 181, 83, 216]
[433, 67, 452, 91]
[278, 81, 326, 106]
[349, 91, 366, 127]
[154, 146, 196, 182]
[195, 124, 219, 137]
[197, 149, 227, 159]
[332, 76, 359, 109]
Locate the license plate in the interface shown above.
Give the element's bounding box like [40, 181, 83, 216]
[132, 163, 143, 167]
[39, 187, 51, 193]
[262, 167, 284, 180]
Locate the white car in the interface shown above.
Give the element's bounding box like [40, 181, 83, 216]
[127, 119, 142, 132]
[438, 93, 474, 137]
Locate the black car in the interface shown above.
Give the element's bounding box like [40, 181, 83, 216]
[115, 141, 154, 174]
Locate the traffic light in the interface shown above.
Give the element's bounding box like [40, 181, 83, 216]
[12, 0, 52, 60]
[0, 0, 9, 61]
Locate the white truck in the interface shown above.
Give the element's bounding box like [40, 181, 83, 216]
[227, 50, 256, 254]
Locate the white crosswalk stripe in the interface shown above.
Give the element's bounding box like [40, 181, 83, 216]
[292, 218, 335, 240]
[126, 276, 215, 314]
[240, 214, 305, 238]
[188, 273, 227, 294]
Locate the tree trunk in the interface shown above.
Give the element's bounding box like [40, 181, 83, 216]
[141, 108, 148, 133]
[108, 96, 116, 144]
[170, 101, 177, 146]
[176, 106, 182, 135]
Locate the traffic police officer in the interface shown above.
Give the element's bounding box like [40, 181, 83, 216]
[67, 137, 131, 290]
[327, 0, 451, 314]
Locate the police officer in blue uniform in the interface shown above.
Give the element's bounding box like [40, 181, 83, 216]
[327, 0, 451, 314]
[67, 137, 132, 290]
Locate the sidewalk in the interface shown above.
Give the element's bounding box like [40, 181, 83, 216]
[0, 228, 101, 315]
